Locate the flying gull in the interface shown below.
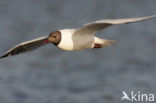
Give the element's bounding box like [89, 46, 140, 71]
[0, 15, 156, 58]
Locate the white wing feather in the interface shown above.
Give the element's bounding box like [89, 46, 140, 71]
[75, 15, 156, 34]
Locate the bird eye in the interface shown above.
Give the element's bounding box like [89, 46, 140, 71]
[53, 36, 57, 38]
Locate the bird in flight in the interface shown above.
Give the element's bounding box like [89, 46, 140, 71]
[0, 15, 156, 58]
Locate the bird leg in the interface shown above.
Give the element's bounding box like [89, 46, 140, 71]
[93, 43, 103, 48]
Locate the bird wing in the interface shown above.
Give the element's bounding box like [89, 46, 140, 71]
[74, 15, 156, 34]
[0, 36, 49, 58]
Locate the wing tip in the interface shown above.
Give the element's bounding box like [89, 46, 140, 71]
[144, 14, 156, 20]
[150, 14, 156, 18]
[0, 54, 9, 59]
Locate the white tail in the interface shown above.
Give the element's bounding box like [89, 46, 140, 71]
[93, 37, 117, 48]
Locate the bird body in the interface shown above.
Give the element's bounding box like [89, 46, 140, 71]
[57, 29, 75, 50]
[0, 15, 156, 58]
[58, 29, 116, 51]
[59, 29, 94, 51]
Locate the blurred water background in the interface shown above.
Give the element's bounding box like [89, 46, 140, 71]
[0, 0, 156, 103]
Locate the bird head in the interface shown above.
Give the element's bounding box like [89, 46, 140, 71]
[48, 31, 61, 45]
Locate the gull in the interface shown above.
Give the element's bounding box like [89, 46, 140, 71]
[0, 15, 156, 58]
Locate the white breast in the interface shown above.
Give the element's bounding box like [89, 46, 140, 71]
[58, 29, 94, 51]
[58, 29, 75, 51]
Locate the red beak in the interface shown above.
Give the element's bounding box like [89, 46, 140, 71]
[43, 39, 50, 45]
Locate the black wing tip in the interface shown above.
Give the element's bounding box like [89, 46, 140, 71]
[0, 54, 9, 59]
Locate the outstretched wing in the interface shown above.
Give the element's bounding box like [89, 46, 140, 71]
[75, 15, 156, 34]
[0, 36, 49, 58]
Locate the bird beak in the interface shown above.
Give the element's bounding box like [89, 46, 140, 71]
[48, 37, 54, 42]
[43, 39, 50, 45]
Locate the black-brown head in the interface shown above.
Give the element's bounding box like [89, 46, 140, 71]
[48, 31, 61, 46]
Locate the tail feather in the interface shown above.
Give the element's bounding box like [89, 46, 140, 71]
[102, 40, 117, 47]
[93, 37, 117, 48]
